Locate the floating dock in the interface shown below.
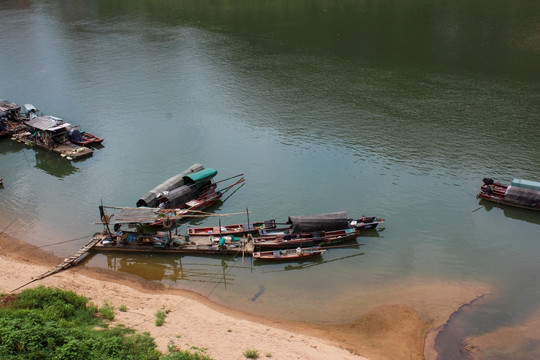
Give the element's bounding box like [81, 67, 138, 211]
[88, 232, 255, 256]
[11, 131, 93, 160]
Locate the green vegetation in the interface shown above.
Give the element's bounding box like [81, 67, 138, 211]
[119, 304, 127, 312]
[0, 286, 213, 360]
[243, 348, 260, 359]
[155, 309, 167, 326]
[161, 350, 213, 360]
[99, 300, 115, 320]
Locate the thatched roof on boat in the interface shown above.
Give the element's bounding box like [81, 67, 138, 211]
[136, 163, 204, 208]
[287, 211, 350, 233]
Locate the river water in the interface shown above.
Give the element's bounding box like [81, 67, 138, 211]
[1, 1, 539, 358]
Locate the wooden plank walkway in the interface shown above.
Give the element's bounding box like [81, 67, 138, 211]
[11, 236, 102, 292]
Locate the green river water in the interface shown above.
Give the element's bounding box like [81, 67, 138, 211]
[1, 1, 539, 358]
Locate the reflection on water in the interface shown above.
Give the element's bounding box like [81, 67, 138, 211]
[478, 199, 540, 226]
[34, 148, 78, 178]
[257, 251, 365, 274]
[0, 139, 26, 155]
[95, 253, 238, 288]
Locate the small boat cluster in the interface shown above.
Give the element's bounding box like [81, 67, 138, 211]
[90, 163, 384, 261]
[0, 100, 103, 161]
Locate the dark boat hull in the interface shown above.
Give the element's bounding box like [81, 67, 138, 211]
[253, 229, 358, 250]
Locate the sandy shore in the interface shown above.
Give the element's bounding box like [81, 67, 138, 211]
[0, 232, 491, 360]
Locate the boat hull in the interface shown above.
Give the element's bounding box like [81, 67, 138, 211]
[253, 229, 358, 250]
[253, 248, 325, 261]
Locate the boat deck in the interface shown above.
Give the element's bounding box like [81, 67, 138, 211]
[89, 232, 255, 256]
[11, 131, 93, 160]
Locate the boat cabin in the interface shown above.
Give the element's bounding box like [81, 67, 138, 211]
[0, 100, 21, 121]
[24, 116, 72, 148]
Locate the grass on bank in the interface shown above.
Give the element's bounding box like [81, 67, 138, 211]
[0, 286, 212, 360]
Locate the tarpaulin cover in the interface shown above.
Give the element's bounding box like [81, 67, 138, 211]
[159, 184, 198, 209]
[136, 163, 204, 207]
[183, 168, 218, 188]
[511, 179, 540, 192]
[287, 211, 350, 233]
[69, 129, 83, 142]
[505, 186, 540, 208]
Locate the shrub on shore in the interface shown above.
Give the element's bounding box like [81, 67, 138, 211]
[0, 286, 213, 360]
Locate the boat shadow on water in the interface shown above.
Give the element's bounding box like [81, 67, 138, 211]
[477, 199, 540, 225]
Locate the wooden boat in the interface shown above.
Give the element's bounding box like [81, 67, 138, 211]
[187, 220, 276, 236]
[148, 188, 224, 228]
[259, 217, 385, 234]
[349, 216, 385, 230]
[137, 163, 204, 208]
[68, 128, 104, 146]
[105, 168, 245, 228]
[253, 247, 326, 261]
[478, 177, 540, 211]
[252, 228, 358, 250]
[256, 213, 385, 236]
[90, 227, 253, 256]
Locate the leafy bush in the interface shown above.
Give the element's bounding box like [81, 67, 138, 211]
[0, 286, 211, 360]
[155, 310, 166, 326]
[161, 349, 213, 360]
[243, 349, 259, 359]
[0, 286, 160, 360]
[99, 300, 115, 321]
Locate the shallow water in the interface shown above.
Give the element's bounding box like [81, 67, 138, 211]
[1, 1, 539, 358]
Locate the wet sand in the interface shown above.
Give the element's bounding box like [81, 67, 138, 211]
[0, 232, 491, 360]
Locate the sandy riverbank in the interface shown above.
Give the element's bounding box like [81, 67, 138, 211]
[0, 232, 490, 360]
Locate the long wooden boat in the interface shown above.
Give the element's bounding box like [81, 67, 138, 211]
[256, 215, 385, 236]
[253, 247, 326, 261]
[68, 128, 104, 146]
[478, 178, 540, 211]
[89, 230, 254, 256]
[187, 219, 276, 236]
[252, 228, 358, 250]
